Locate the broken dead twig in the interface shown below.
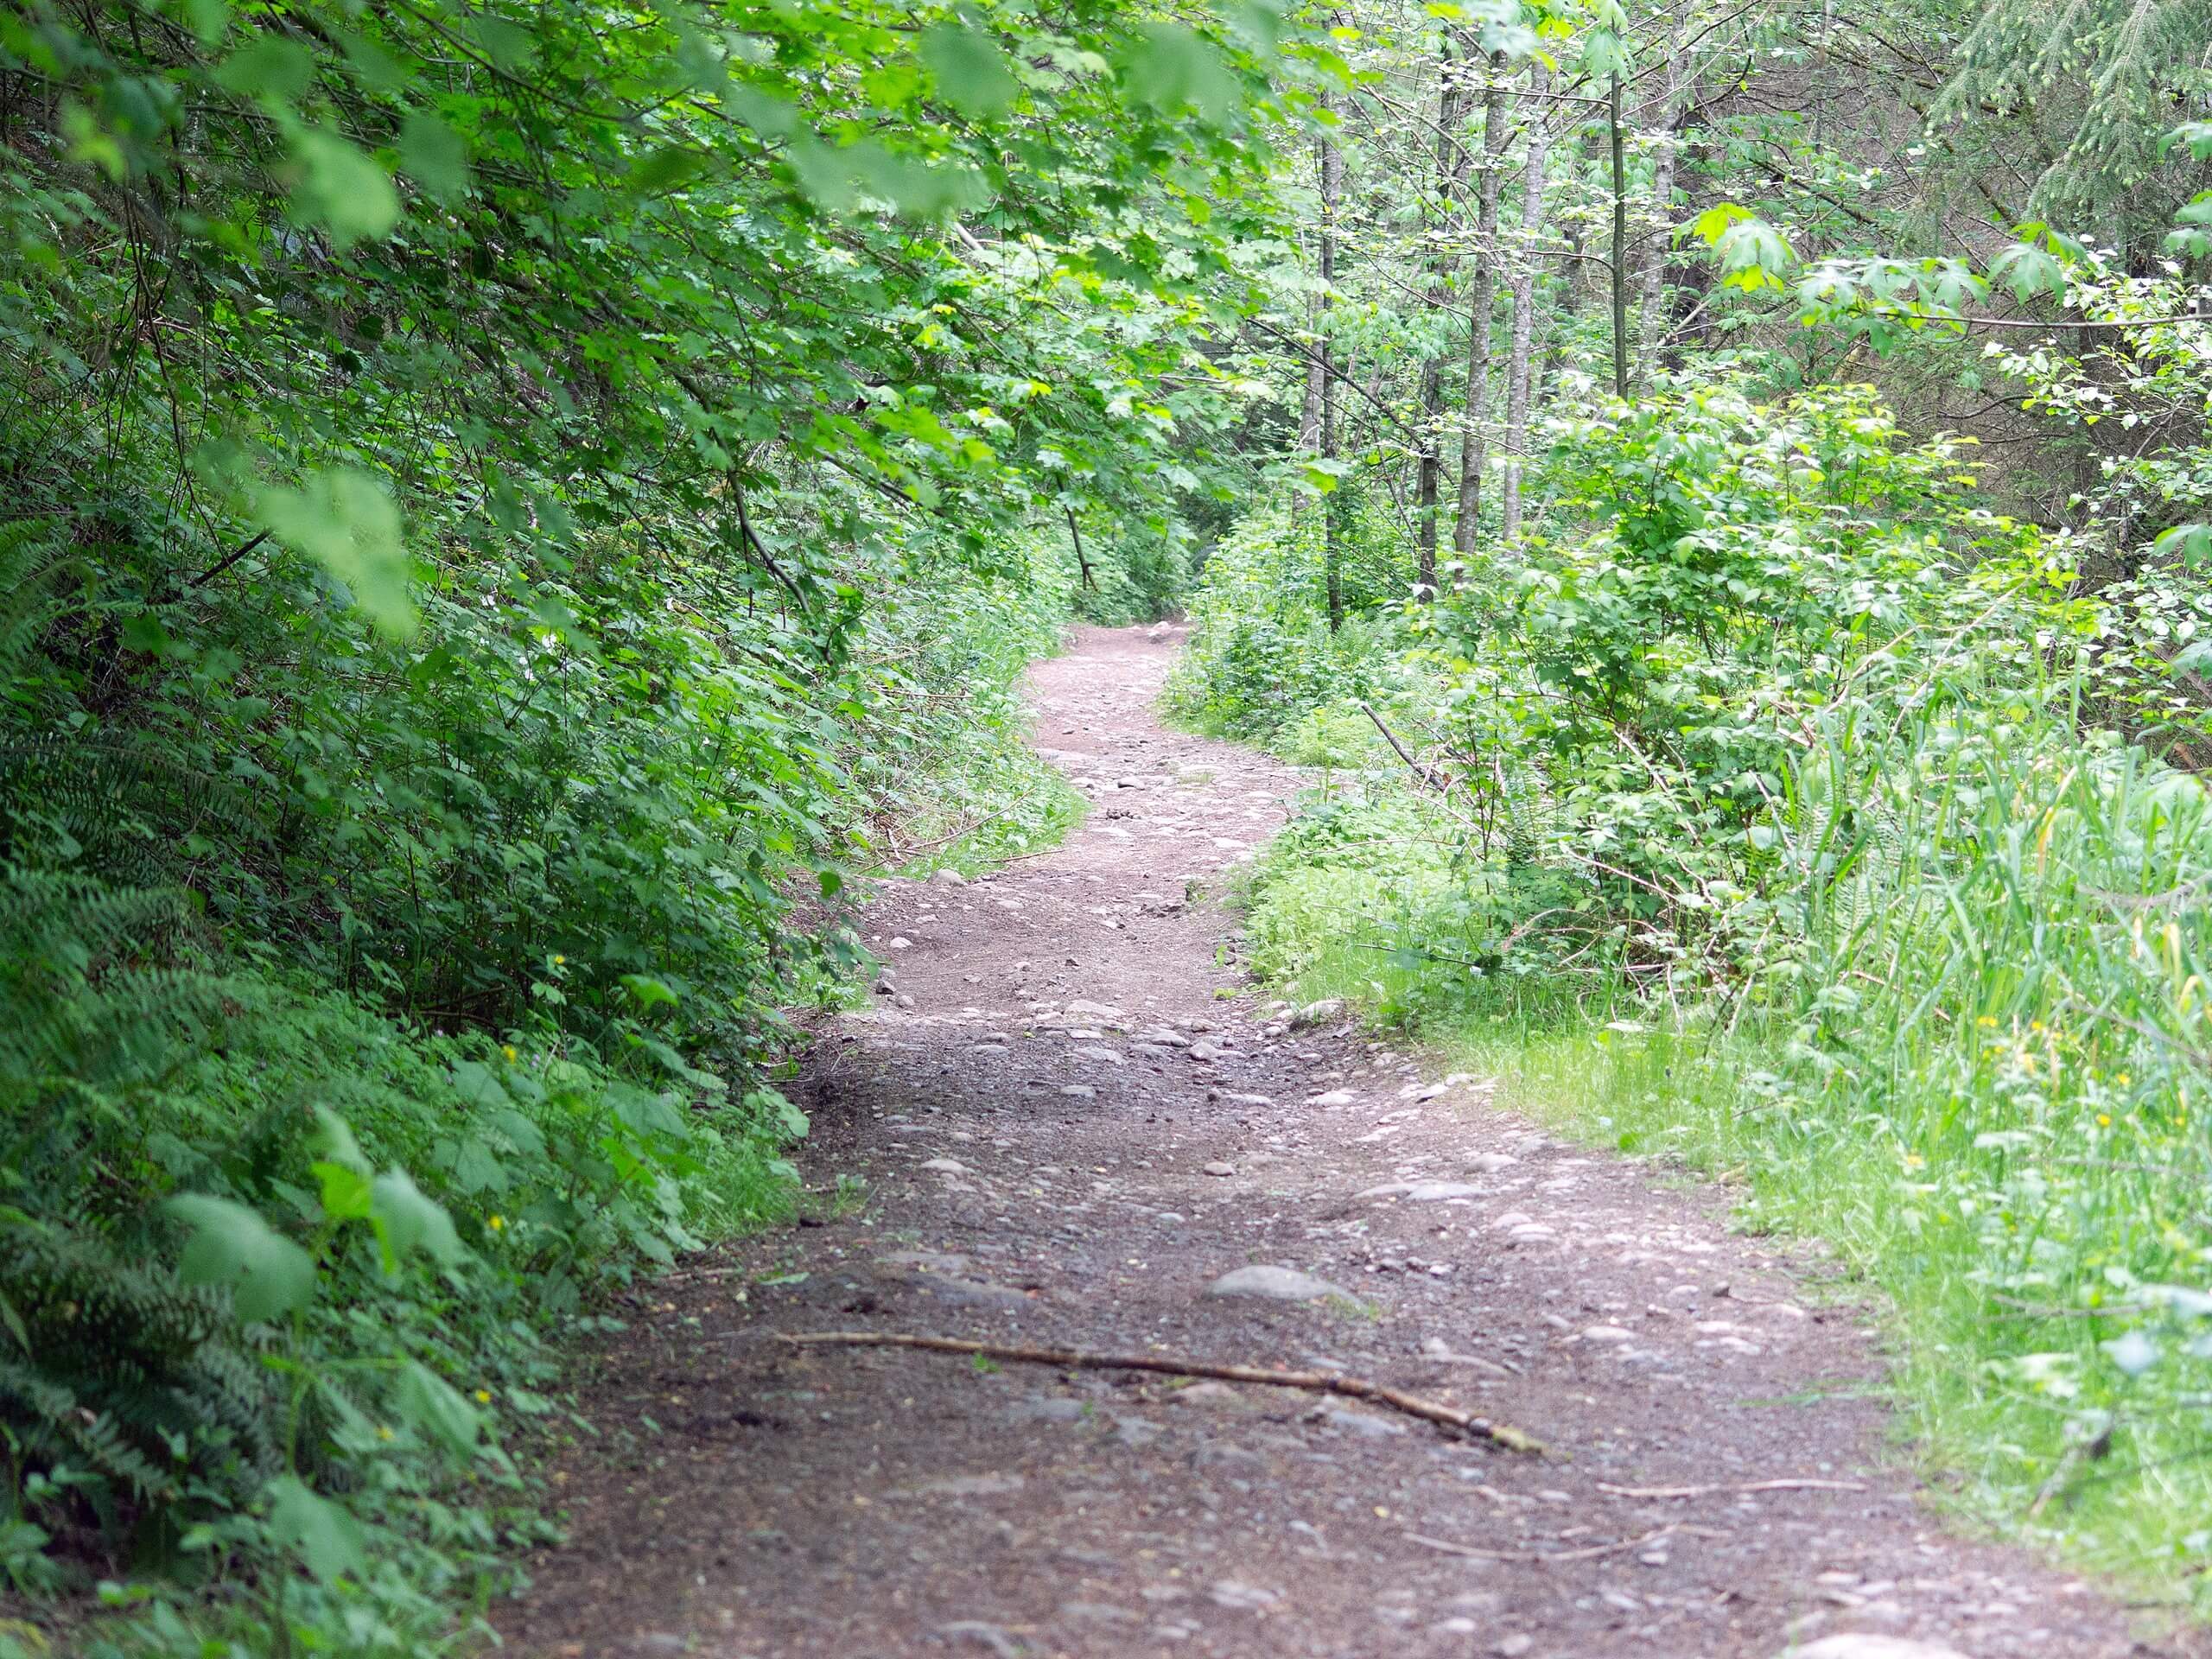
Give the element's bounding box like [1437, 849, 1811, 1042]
[1594, 1478, 1866, 1500]
[1357, 700, 1451, 792]
[775, 1331, 1544, 1453]
[1403, 1525, 1681, 1563]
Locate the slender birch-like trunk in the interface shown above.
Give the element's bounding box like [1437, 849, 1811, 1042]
[1500, 65, 1554, 543]
[1319, 101, 1345, 631]
[1452, 58, 1508, 557]
[1638, 58, 1682, 382]
[1415, 31, 1465, 599]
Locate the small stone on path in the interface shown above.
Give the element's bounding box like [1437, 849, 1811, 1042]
[1205, 1265, 1351, 1303]
[1208, 1581, 1281, 1611]
[1786, 1641, 1973, 1659]
[1203, 1161, 1236, 1178]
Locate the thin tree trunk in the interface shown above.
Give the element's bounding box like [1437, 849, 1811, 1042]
[1638, 63, 1682, 382]
[1536, 212, 1583, 407]
[1608, 72, 1629, 398]
[1319, 101, 1344, 631]
[1452, 58, 1508, 558]
[1416, 30, 1465, 600]
[1294, 248, 1322, 530]
[1501, 66, 1554, 542]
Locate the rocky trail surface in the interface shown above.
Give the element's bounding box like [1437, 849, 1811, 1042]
[499, 626, 2194, 1659]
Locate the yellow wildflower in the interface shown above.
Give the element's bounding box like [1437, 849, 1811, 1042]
[502, 1044, 518, 1063]
[474, 1389, 493, 1404]
[2097, 1114, 2112, 1128]
[487, 1214, 505, 1232]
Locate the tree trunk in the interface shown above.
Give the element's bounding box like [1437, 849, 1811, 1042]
[1452, 58, 1508, 558]
[1500, 66, 1554, 542]
[1637, 57, 1682, 383]
[1294, 245, 1322, 530]
[1416, 30, 1465, 600]
[1319, 101, 1344, 631]
[1608, 72, 1629, 398]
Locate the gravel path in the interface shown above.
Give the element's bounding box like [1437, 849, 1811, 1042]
[497, 625, 2196, 1659]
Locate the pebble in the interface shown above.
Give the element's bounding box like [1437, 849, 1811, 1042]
[1495, 1637, 1534, 1657]
[918, 1157, 972, 1174]
[1060, 1084, 1096, 1099]
[1208, 1581, 1280, 1611]
[1310, 1090, 1357, 1107]
[893, 1474, 1026, 1499]
[937, 1620, 1022, 1657]
[1203, 1161, 1237, 1178]
[1205, 1265, 1352, 1303]
[1169, 1382, 1245, 1408]
[1008, 1396, 1089, 1425]
[1288, 997, 1347, 1029]
[1318, 1407, 1406, 1439]
[1786, 1641, 1972, 1659]
[1357, 1181, 1484, 1202]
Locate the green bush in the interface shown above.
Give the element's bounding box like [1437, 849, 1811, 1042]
[1211, 372, 2212, 1595]
[1167, 505, 1412, 741]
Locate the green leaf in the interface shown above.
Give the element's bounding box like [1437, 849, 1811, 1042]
[919, 22, 1019, 119]
[1122, 23, 1238, 123]
[620, 972, 681, 1007]
[312, 1160, 373, 1224]
[214, 36, 313, 105]
[472, 15, 538, 71]
[265, 1476, 367, 1584]
[627, 145, 709, 195]
[394, 1361, 486, 1455]
[184, 0, 231, 47]
[259, 467, 416, 638]
[288, 128, 399, 248]
[398, 110, 471, 199]
[1579, 28, 1628, 79]
[1988, 241, 2065, 303]
[370, 1170, 465, 1270]
[1712, 217, 1794, 292]
[170, 1196, 315, 1325]
[1686, 202, 1751, 247]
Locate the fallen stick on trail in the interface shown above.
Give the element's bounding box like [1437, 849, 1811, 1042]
[776, 1331, 1544, 1453]
[1595, 1478, 1866, 1500]
[1403, 1525, 1680, 1564]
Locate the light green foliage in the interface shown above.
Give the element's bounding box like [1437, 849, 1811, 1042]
[1166, 504, 1414, 740]
[0, 0, 1337, 1643]
[1190, 371, 2212, 1597]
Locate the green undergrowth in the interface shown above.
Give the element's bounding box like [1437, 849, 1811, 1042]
[1242, 771, 2212, 1609]
[1199, 375, 2212, 1615]
[852, 547, 1090, 882]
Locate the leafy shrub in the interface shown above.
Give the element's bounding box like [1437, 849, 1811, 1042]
[1167, 505, 1412, 740]
[1211, 371, 2212, 1585]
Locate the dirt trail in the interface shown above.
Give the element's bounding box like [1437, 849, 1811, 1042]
[500, 626, 2189, 1659]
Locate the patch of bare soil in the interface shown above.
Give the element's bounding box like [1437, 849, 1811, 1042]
[496, 626, 2196, 1659]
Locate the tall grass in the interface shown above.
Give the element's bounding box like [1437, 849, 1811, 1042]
[1235, 679, 2212, 1599]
